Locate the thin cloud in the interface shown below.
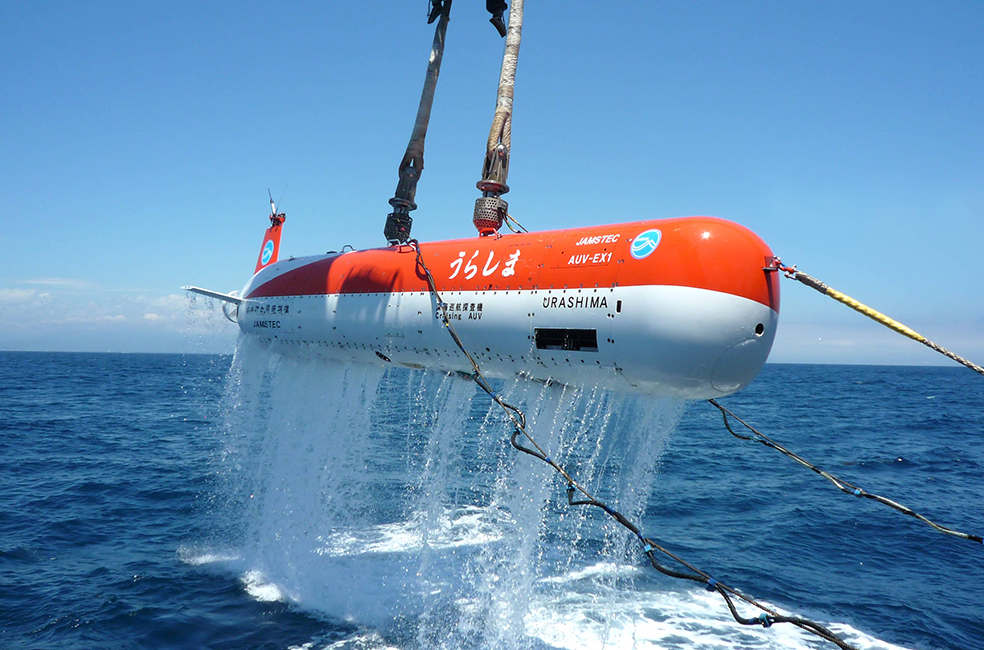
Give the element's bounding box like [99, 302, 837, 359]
[62, 314, 127, 324]
[22, 277, 101, 290]
[16, 278, 158, 294]
[151, 294, 188, 309]
[0, 289, 234, 345]
[0, 288, 37, 302]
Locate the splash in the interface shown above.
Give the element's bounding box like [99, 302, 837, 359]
[208, 338, 899, 650]
[210, 337, 680, 645]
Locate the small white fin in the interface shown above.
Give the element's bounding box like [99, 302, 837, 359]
[183, 286, 243, 305]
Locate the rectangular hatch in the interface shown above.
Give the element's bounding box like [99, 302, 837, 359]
[534, 328, 599, 352]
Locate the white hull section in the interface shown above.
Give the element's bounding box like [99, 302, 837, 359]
[238, 285, 777, 399]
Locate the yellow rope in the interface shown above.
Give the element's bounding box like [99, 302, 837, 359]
[824, 287, 927, 344]
[780, 267, 984, 377]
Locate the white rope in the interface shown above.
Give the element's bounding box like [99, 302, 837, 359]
[487, 0, 523, 152]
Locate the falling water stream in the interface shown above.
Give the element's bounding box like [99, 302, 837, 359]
[200, 337, 908, 650]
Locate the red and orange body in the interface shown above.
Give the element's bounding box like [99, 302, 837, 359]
[236, 217, 779, 398]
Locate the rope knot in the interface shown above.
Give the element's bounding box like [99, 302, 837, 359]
[757, 614, 774, 628]
[705, 578, 718, 592]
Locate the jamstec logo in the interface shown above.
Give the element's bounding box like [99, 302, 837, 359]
[630, 229, 662, 259]
[261, 240, 275, 266]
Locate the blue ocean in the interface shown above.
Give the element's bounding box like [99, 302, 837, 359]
[1, 345, 981, 650]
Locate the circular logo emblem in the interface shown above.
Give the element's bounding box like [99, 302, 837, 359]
[630, 229, 662, 259]
[261, 240, 275, 265]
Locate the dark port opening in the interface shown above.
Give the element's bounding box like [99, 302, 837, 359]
[534, 328, 599, 352]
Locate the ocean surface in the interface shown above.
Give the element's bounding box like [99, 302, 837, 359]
[1, 346, 982, 650]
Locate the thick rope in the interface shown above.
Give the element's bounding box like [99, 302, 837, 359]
[486, 0, 523, 153]
[478, 0, 523, 194]
[772, 260, 984, 377]
[384, 3, 452, 244]
[707, 399, 981, 543]
[403, 6, 451, 178]
[408, 239, 859, 650]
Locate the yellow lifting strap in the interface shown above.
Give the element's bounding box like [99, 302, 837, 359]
[772, 260, 984, 377]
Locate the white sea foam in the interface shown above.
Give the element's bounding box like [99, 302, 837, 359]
[298, 631, 400, 650]
[525, 577, 911, 650]
[210, 338, 908, 650]
[314, 505, 505, 558]
[242, 569, 286, 602]
[176, 545, 241, 566]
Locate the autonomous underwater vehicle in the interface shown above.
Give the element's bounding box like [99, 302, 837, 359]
[188, 210, 780, 400]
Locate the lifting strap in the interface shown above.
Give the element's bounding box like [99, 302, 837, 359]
[383, 1, 453, 245]
[473, 0, 524, 234]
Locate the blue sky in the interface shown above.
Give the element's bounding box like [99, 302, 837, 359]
[2, 1, 981, 364]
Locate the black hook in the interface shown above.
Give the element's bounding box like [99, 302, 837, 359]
[428, 0, 452, 24]
[487, 0, 507, 36]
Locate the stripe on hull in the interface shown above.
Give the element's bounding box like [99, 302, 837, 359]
[239, 285, 776, 399]
[243, 217, 780, 313]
